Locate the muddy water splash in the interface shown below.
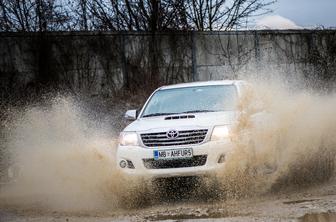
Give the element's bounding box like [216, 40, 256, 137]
[217, 77, 336, 198]
[1, 78, 336, 212]
[0, 97, 131, 212]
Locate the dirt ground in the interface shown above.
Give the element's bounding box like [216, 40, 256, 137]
[1, 177, 336, 222]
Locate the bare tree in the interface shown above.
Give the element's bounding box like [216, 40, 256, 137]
[78, 0, 89, 30]
[83, 0, 274, 31]
[0, 0, 36, 31]
[185, 0, 275, 31]
[69, 0, 94, 31]
[0, 0, 274, 31]
[0, 0, 70, 32]
[81, 0, 189, 31]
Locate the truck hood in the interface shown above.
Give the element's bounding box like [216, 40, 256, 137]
[123, 111, 237, 132]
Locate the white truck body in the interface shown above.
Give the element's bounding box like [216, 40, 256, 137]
[117, 80, 247, 178]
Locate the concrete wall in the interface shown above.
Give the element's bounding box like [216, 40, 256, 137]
[0, 30, 335, 97]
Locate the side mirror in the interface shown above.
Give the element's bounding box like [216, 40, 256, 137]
[124, 109, 137, 121]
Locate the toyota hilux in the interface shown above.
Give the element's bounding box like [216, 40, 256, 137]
[117, 80, 248, 178]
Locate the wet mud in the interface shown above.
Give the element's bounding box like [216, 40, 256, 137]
[299, 212, 336, 222]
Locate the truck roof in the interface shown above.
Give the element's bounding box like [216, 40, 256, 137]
[159, 80, 245, 90]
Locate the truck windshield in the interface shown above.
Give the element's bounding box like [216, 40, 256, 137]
[142, 85, 238, 117]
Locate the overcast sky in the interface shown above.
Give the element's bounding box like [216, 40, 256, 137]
[268, 0, 336, 28]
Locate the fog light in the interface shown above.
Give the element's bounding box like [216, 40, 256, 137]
[119, 160, 127, 168]
[218, 154, 226, 163]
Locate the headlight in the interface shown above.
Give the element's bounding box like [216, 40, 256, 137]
[211, 125, 231, 141]
[119, 132, 139, 146]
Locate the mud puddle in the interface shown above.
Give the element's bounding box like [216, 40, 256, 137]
[299, 212, 336, 222]
[145, 210, 237, 221]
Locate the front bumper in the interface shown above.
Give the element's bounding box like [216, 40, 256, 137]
[116, 139, 234, 178]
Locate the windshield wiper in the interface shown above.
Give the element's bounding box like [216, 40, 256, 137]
[181, 110, 216, 114]
[142, 112, 178, 118]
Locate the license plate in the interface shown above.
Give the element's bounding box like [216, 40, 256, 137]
[153, 148, 193, 160]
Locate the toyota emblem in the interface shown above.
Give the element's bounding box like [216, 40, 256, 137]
[166, 130, 179, 139]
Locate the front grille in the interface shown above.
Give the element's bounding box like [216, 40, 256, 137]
[143, 155, 207, 169]
[140, 129, 208, 147]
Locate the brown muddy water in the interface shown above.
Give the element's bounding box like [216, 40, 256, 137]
[0, 75, 336, 221]
[299, 212, 336, 222]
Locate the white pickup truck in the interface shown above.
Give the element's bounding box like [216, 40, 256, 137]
[117, 80, 248, 178]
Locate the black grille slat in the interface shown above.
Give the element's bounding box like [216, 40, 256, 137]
[144, 138, 205, 144]
[143, 155, 207, 169]
[178, 132, 208, 136]
[141, 129, 208, 147]
[144, 141, 204, 147]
